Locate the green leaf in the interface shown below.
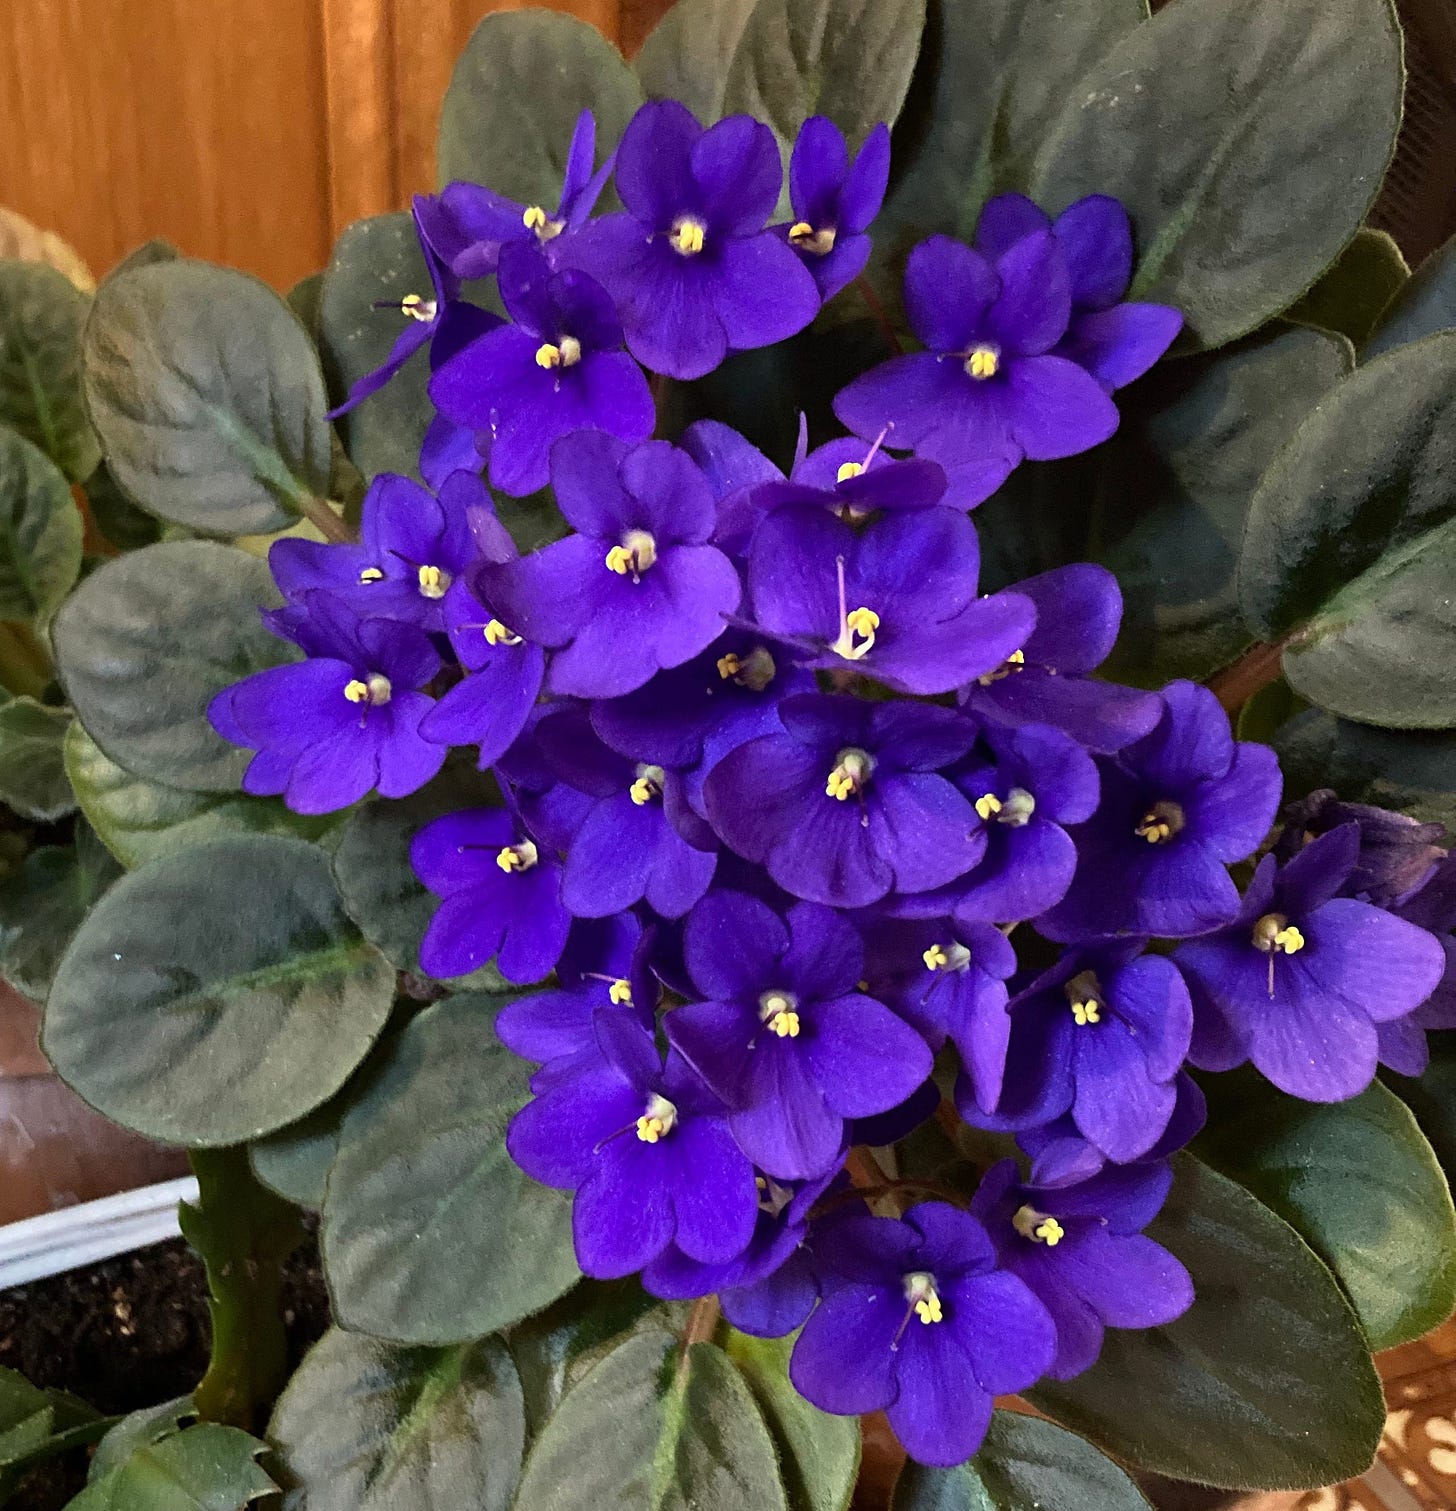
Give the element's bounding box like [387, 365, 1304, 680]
[1384, 1032, 1456, 1183]
[723, 1330, 859, 1511]
[270, 1327, 526, 1511]
[1286, 227, 1409, 347]
[82, 260, 332, 535]
[81, 459, 162, 550]
[1240, 331, 1456, 728]
[1195, 1072, 1456, 1350]
[0, 1365, 106, 1485]
[1275, 709, 1456, 828]
[1027, 0, 1403, 352]
[0, 826, 120, 1001]
[0, 425, 83, 623]
[43, 834, 395, 1145]
[323, 993, 578, 1344]
[0, 695, 73, 820]
[878, 0, 1146, 256]
[64, 720, 332, 870]
[1366, 230, 1456, 358]
[249, 1094, 347, 1208]
[52, 540, 294, 792]
[0, 259, 99, 481]
[66, 1423, 276, 1510]
[635, 0, 758, 122]
[892, 1411, 1151, 1510]
[317, 213, 431, 483]
[331, 764, 503, 981]
[438, 12, 643, 199]
[1029, 1156, 1384, 1490]
[722, 0, 927, 147]
[1235, 676, 1302, 745]
[88, 1399, 194, 1483]
[513, 1329, 788, 1511]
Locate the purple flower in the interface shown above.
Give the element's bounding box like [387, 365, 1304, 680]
[747, 504, 1034, 695]
[270, 471, 485, 633]
[1039, 681, 1282, 941]
[971, 1155, 1192, 1380]
[1380, 854, 1456, 1075]
[961, 565, 1163, 752]
[559, 101, 821, 379]
[428, 244, 654, 496]
[411, 806, 570, 982]
[789, 1202, 1056, 1466]
[210, 592, 444, 814]
[414, 109, 613, 281]
[477, 432, 742, 698]
[1019, 1072, 1208, 1174]
[704, 694, 984, 909]
[1177, 825, 1446, 1101]
[1276, 790, 1446, 906]
[962, 944, 1195, 1164]
[535, 705, 717, 919]
[777, 117, 891, 303]
[976, 193, 1183, 392]
[834, 233, 1120, 495]
[665, 891, 932, 1179]
[507, 1010, 758, 1279]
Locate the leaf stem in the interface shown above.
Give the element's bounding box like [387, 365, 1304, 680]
[855, 275, 904, 357]
[679, 1294, 721, 1376]
[297, 493, 357, 545]
[0, 622, 52, 699]
[1207, 637, 1289, 714]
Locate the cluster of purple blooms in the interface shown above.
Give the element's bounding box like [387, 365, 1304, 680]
[211, 101, 1456, 1466]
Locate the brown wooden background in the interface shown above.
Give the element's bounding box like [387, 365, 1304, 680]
[0, 0, 673, 293]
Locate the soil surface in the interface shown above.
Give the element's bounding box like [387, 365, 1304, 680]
[0, 1228, 328, 1509]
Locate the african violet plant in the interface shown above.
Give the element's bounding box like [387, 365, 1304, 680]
[8, 0, 1456, 1505]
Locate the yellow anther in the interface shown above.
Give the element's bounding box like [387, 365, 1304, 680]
[1275, 925, 1306, 953]
[630, 766, 665, 806]
[834, 606, 880, 661]
[484, 619, 522, 646]
[1139, 820, 1171, 844]
[635, 1116, 668, 1143]
[1253, 914, 1306, 955]
[717, 645, 776, 691]
[1070, 999, 1101, 1026]
[1013, 1204, 1063, 1246]
[717, 653, 744, 680]
[1135, 801, 1185, 846]
[417, 564, 449, 599]
[608, 978, 633, 1006]
[344, 679, 369, 704]
[669, 217, 707, 255]
[977, 648, 1026, 687]
[605, 546, 633, 574]
[522, 205, 549, 232]
[789, 222, 838, 255]
[1036, 1217, 1065, 1246]
[358, 566, 385, 584]
[605, 529, 657, 579]
[923, 943, 950, 971]
[788, 221, 815, 241]
[901, 1272, 943, 1332]
[914, 1294, 943, 1325]
[535, 336, 583, 370]
[400, 293, 437, 322]
[975, 793, 1003, 822]
[759, 989, 801, 1039]
[495, 840, 539, 875]
[966, 345, 1000, 380]
[343, 673, 392, 707]
[767, 1009, 801, 1038]
[1065, 969, 1103, 1027]
[826, 770, 855, 800]
[826, 748, 873, 802]
[836, 461, 865, 483]
[635, 1094, 677, 1143]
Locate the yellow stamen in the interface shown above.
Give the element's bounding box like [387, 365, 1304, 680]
[343, 673, 392, 706]
[669, 217, 707, 255]
[901, 1272, 943, 1330]
[1065, 969, 1103, 1026]
[836, 461, 865, 483]
[1070, 999, 1101, 1026]
[975, 793, 1003, 822]
[759, 989, 802, 1038]
[344, 679, 368, 705]
[923, 943, 950, 971]
[635, 1094, 677, 1143]
[768, 1009, 801, 1038]
[717, 646, 776, 692]
[915, 1294, 943, 1324]
[522, 205, 550, 233]
[1134, 801, 1185, 846]
[358, 566, 385, 584]
[484, 619, 522, 646]
[717, 653, 744, 680]
[966, 345, 1000, 380]
[1253, 913, 1306, 956]
[977, 648, 1025, 687]
[417, 564, 449, 599]
[1275, 925, 1306, 952]
[608, 978, 633, 1006]
[789, 222, 838, 255]
[1013, 1204, 1064, 1246]
[826, 748, 872, 801]
[833, 605, 879, 661]
[495, 840, 539, 874]
[630, 765, 665, 806]
[605, 529, 657, 579]
[400, 293, 436, 322]
[535, 336, 583, 370]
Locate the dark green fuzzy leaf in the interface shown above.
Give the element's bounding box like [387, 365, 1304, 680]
[891, 1410, 1151, 1510]
[81, 459, 162, 551]
[1385, 1033, 1456, 1185]
[0, 426, 83, 623]
[0, 826, 119, 1001]
[82, 260, 332, 535]
[1029, 1157, 1384, 1490]
[1275, 709, 1456, 828]
[722, 0, 927, 147]
[323, 993, 578, 1344]
[0, 260, 99, 481]
[107, 240, 181, 279]
[317, 213, 431, 483]
[87, 1399, 194, 1483]
[635, 0, 758, 122]
[1366, 230, 1456, 358]
[0, 1366, 105, 1482]
[438, 12, 642, 198]
[66, 1423, 275, 1510]
[271, 1327, 526, 1511]
[249, 1098, 344, 1209]
[51, 540, 293, 793]
[1240, 331, 1456, 728]
[723, 1330, 859, 1511]
[1287, 227, 1408, 347]
[1027, 0, 1403, 352]
[1196, 1072, 1456, 1350]
[0, 695, 72, 820]
[331, 763, 502, 981]
[1235, 677, 1302, 745]
[513, 1330, 788, 1511]
[43, 835, 395, 1146]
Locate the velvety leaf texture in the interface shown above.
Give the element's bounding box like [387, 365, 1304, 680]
[0, 827, 120, 1002]
[0, 696, 73, 821]
[1366, 229, 1456, 358]
[66, 1424, 276, 1511]
[635, 0, 759, 122]
[0, 426, 83, 624]
[1287, 227, 1409, 348]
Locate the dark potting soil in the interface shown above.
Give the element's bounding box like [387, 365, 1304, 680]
[0, 1226, 329, 1509]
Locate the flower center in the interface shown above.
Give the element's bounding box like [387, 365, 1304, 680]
[495, 840, 539, 874]
[635, 1093, 677, 1143]
[965, 344, 1000, 380]
[605, 529, 658, 580]
[1135, 800, 1186, 845]
[1252, 912, 1306, 956]
[669, 217, 707, 256]
[343, 673, 392, 707]
[1012, 1205, 1065, 1246]
[399, 293, 436, 323]
[788, 221, 837, 256]
[358, 565, 386, 584]
[630, 764, 665, 806]
[522, 205, 565, 242]
[826, 747, 873, 801]
[901, 1271, 944, 1326]
[977, 648, 1026, 686]
[716, 645, 777, 692]
[1064, 969, 1104, 1027]
[608, 978, 633, 1006]
[417, 564, 450, 600]
[755, 1173, 794, 1216]
[974, 787, 1036, 827]
[535, 336, 583, 370]
[833, 606, 880, 660]
[758, 989, 802, 1038]
[484, 618, 522, 646]
[923, 941, 972, 973]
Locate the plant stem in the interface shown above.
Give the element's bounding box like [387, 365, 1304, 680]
[0, 622, 52, 699]
[182, 1148, 306, 1430]
[297, 493, 357, 544]
[679, 1294, 721, 1378]
[1207, 637, 1288, 713]
[856, 275, 904, 356]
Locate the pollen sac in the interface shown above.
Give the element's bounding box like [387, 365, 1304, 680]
[669, 216, 707, 255]
[974, 793, 1003, 822]
[635, 1093, 677, 1143]
[966, 344, 1000, 380]
[400, 293, 437, 322]
[1012, 1204, 1065, 1246]
[630, 765, 665, 806]
[902, 1271, 944, 1326]
[608, 978, 633, 1006]
[836, 460, 865, 483]
[522, 204, 565, 242]
[343, 672, 392, 707]
[358, 565, 386, 584]
[605, 528, 658, 580]
[977, 648, 1026, 687]
[1252, 912, 1306, 955]
[1134, 800, 1186, 846]
[484, 618, 522, 647]
[535, 336, 583, 370]
[495, 840, 539, 875]
[717, 645, 776, 692]
[826, 748, 873, 801]
[417, 564, 450, 600]
[924, 941, 971, 973]
[759, 989, 802, 1039]
[832, 606, 880, 661]
[789, 221, 838, 256]
[1064, 969, 1103, 1026]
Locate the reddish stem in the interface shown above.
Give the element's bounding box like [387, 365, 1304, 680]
[856, 275, 904, 357]
[1207, 638, 1288, 714]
